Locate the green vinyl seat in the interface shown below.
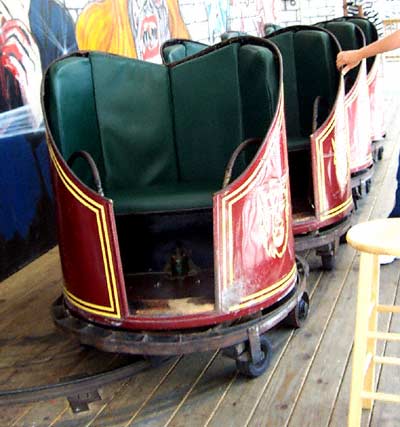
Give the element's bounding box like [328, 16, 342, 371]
[317, 21, 364, 51]
[43, 39, 280, 215]
[266, 27, 340, 151]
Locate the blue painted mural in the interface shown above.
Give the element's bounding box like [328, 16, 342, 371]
[0, 0, 77, 280]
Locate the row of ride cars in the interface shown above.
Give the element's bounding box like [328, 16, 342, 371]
[43, 17, 385, 377]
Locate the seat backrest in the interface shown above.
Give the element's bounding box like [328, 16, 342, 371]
[238, 44, 279, 144]
[45, 52, 177, 192]
[319, 21, 363, 51]
[45, 56, 105, 186]
[266, 31, 300, 138]
[345, 17, 378, 45]
[332, 17, 378, 72]
[89, 53, 177, 191]
[268, 27, 339, 137]
[170, 41, 279, 183]
[161, 39, 209, 64]
[170, 44, 243, 183]
[44, 39, 280, 194]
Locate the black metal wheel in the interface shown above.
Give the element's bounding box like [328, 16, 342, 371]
[321, 253, 335, 270]
[236, 336, 272, 378]
[284, 292, 310, 329]
[378, 146, 384, 161]
[351, 187, 360, 210]
[365, 179, 371, 194]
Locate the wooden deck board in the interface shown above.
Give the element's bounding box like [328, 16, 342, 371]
[246, 251, 357, 427]
[327, 91, 400, 427]
[283, 112, 400, 427]
[87, 358, 182, 427]
[1, 65, 400, 427]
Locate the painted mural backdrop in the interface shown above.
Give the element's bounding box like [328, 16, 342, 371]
[74, 0, 277, 62]
[0, 0, 277, 280]
[0, 0, 77, 280]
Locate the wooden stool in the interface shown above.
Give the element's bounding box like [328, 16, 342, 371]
[346, 218, 400, 426]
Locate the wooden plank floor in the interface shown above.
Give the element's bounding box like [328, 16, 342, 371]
[2, 63, 400, 427]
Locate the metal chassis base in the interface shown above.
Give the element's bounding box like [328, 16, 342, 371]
[351, 165, 374, 190]
[294, 215, 353, 252]
[52, 261, 307, 357]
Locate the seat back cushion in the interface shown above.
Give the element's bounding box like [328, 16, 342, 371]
[45, 56, 105, 186]
[162, 40, 209, 64]
[347, 18, 377, 45]
[268, 32, 301, 139]
[89, 52, 177, 192]
[238, 44, 279, 143]
[170, 44, 244, 184]
[294, 30, 338, 136]
[323, 22, 361, 51]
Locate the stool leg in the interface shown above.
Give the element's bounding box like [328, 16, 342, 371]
[348, 253, 378, 427]
[363, 254, 379, 409]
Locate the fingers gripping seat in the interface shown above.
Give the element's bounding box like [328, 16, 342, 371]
[317, 21, 365, 91]
[339, 17, 378, 73]
[44, 39, 280, 217]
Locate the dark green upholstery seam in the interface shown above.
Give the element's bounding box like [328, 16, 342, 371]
[260, 50, 274, 127]
[292, 34, 302, 137]
[88, 53, 107, 188]
[236, 45, 244, 146]
[167, 66, 181, 181]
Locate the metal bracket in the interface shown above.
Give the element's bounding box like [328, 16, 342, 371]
[248, 326, 263, 364]
[67, 389, 102, 413]
[316, 239, 339, 258]
[61, 373, 102, 413]
[222, 342, 246, 360]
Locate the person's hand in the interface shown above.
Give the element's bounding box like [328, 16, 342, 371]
[336, 50, 363, 75]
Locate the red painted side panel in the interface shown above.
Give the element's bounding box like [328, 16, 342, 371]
[293, 76, 353, 235]
[346, 61, 373, 174]
[48, 97, 297, 330]
[214, 93, 297, 314]
[47, 139, 127, 321]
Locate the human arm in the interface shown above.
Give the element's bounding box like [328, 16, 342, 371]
[337, 29, 400, 73]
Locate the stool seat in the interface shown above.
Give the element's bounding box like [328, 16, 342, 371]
[346, 218, 400, 256]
